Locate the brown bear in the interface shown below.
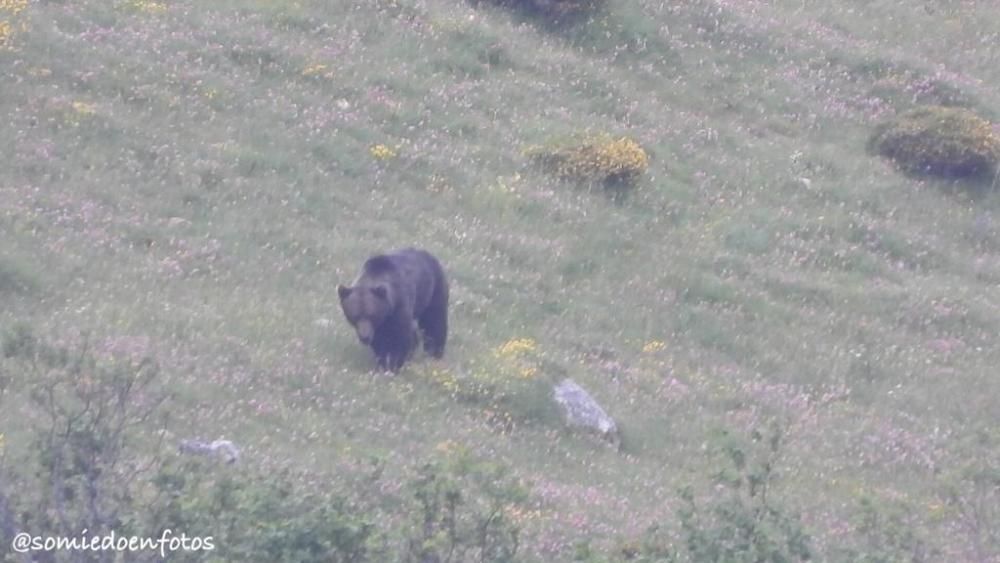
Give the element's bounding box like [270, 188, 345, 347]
[337, 248, 448, 371]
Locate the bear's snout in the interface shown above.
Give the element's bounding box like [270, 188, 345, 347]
[356, 320, 374, 344]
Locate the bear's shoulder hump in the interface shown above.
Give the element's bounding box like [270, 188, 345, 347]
[363, 254, 399, 276]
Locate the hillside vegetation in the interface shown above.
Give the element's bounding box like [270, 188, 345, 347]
[2, 0, 999, 561]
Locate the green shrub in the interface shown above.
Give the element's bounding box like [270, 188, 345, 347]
[471, 0, 606, 25]
[868, 106, 1000, 179]
[525, 133, 649, 191]
[0, 326, 373, 561]
[634, 425, 813, 563]
[401, 443, 528, 563]
[1, 325, 171, 548]
[145, 445, 530, 563]
[146, 460, 376, 563]
[828, 496, 938, 563]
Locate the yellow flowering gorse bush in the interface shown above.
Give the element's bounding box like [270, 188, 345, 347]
[419, 337, 544, 432]
[526, 134, 649, 188]
[0, 0, 28, 48]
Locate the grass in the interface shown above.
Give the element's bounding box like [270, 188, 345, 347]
[1, 0, 999, 560]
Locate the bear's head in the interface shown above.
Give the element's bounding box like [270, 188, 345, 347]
[338, 282, 394, 345]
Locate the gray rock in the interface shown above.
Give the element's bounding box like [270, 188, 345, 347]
[552, 379, 619, 447]
[179, 439, 240, 464]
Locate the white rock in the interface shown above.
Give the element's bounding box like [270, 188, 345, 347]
[552, 379, 619, 446]
[179, 438, 240, 464]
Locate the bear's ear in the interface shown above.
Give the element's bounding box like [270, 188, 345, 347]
[371, 285, 389, 301]
[337, 285, 352, 300]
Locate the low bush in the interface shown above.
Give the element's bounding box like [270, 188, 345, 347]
[418, 337, 556, 432]
[471, 0, 606, 26]
[581, 425, 813, 563]
[402, 442, 528, 563]
[525, 133, 649, 192]
[868, 106, 1000, 179]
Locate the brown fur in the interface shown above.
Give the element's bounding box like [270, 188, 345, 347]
[338, 248, 448, 371]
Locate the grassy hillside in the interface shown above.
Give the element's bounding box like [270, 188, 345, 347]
[2, 0, 999, 560]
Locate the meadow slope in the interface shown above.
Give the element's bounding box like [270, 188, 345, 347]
[2, 0, 999, 560]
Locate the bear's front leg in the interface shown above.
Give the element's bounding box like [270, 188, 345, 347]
[375, 347, 406, 371]
[372, 320, 415, 372]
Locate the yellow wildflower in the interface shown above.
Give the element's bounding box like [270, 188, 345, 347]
[71, 101, 97, 115]
[301, 63, 330, 78]
[369, 144, 397, 160]
[435, 439, 458, 454]
[642, 340, 666, 353]
[127, 0, 167, 14]
[494, 337, 537, 358]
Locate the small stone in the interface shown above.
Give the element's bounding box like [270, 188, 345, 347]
[552, 379, 620, 447]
